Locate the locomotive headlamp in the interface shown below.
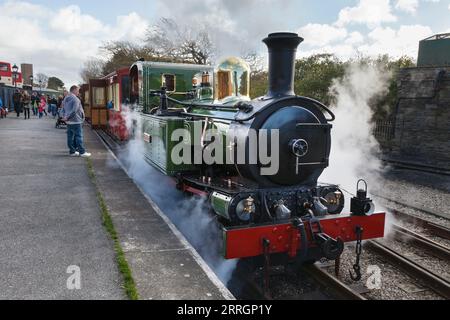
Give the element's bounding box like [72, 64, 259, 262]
[321, 189, 344, 214]
[350, 179, 375, 216]
[236, 197, 255, 222]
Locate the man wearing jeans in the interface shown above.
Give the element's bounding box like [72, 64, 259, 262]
[63, 85, 91, 157]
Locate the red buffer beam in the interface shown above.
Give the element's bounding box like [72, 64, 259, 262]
[223, 212, 386, 259]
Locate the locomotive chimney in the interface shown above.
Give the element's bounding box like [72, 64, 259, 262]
[263, 32, 303, 97]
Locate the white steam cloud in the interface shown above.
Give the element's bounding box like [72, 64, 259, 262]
[320, 63, 396, 233]
[116, 107, 238, 286]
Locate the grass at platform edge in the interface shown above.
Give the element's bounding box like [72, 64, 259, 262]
[86, 158, 139, 300]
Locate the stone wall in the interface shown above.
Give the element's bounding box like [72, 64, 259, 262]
[387, 66, 450, 169]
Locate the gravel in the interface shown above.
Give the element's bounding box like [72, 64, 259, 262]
[372, 168, 450, 220]
[395, 219, 450, 249]
[379, 198, 450, 229]
[324, 243, 444, 300]
[378, 237, 450, 282]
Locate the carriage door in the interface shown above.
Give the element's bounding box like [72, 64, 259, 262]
[89, 79, 107, 128]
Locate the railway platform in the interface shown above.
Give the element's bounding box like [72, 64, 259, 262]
[0, 116, 233, 300]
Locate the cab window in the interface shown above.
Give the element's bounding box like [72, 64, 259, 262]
[162, 74, 175, 92]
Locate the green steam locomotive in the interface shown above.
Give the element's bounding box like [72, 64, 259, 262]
[128, 32, 385, 266]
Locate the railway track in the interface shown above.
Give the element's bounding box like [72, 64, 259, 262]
[234, 262, 366, 300]
[94, 128, 450, 300]
[372, 193, 450, 222]
[391, 209, 450, 241]
[362, 203, 450, 298]
[367, 240, 450, 299]
[389, 224, 450, 260]
[301, 264, 366, 300]
[362, 201, 450, 299]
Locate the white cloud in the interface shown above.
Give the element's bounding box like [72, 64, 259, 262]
[336, 0, 397, 27]
[395, 0, 440, 14]
[297, 23, 433, 61]
[359, 24, 433, 57]
[297, 24, 348, 47]
[0, 1, 149, 86]
[50, 5, 105, 35]
[0, 0, 47, 18]
[345, 31, 365, 45]
[395, 0, 419, 14]
[114, 13, 149, 42]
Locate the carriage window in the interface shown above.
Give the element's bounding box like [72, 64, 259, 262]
[162, 74, 175, 92]
[93, 87, 105, 106]
[114, 83, 120, 111]
[121, 76, 130, 104]
[0, 64, 9, 72]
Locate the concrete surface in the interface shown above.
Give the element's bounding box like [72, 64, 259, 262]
[0, 116, 125, 299]
[84, 127, 234, 300]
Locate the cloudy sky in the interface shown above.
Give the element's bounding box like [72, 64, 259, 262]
[1, 0, 449, 87]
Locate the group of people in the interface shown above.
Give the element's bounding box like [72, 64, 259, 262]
[1, 85, 91, 157]
[11, 90, 67, 120]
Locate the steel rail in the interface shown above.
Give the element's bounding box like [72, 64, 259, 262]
[372, 193, 449, 221]
[367, 240, 450, 299]
[391, 209, 450, 241]
[301, 264, 366, 300]
[390, 224, 450, 261]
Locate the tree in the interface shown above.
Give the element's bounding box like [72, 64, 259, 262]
[249, 71, 268, 99]
[47, 77, 64, 90]
[243, 52, 265, 76]
[35, 73, 49, 89]
[244, 52, 268, 99]
[80, 58, 105, 83]
[145, 18, 216, 65]
[100, 41, 175, 75]
[362, 55, 415, 119]
[295, 54, 346, 106]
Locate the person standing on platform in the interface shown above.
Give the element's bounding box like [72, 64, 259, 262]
[50, 95, 58, 118]
[0, 96, 5, 119]
[63, 85, 91, 158]
[38, 95, 46, 118]
[22, 91, 31, 120]
[13, 90, 22, 117]
[41, 95, 48, 116]
[31, 92, 39, 116]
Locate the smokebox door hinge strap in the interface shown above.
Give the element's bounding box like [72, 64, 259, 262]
[350, 226, 363, 281]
